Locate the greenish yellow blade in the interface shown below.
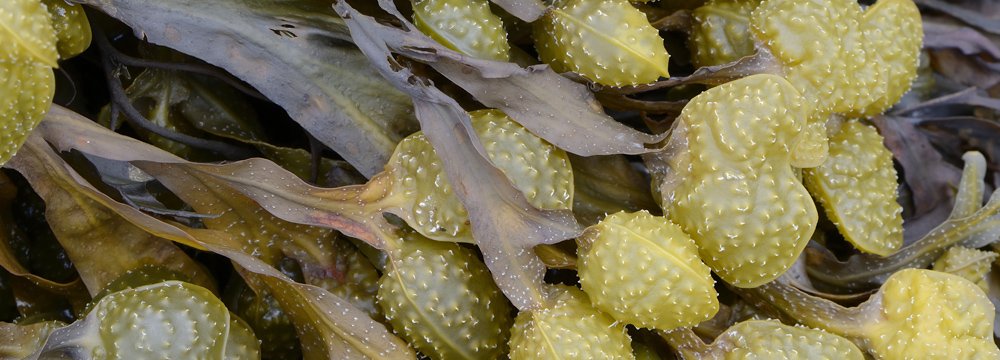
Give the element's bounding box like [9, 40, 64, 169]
[577, 211, 717, 330]
[751, 0, 860, 115]
[534, 0, 669, 86]
[94, 281, 231, 359]
[0, 0, 58, 66]
[41, 0, 91, 59]
[863, 269, 1000, 359]
[508, 286, 635, 360]
[667, 74, 817, 287]
[31, 281, 232, 359]
[933, 246, 997, 292]
[0, 62, 53, 167]
[856, 0, 922, 116]
[226, 313, 262, 359]
[387, 109, 573, 243]
[0, 0, 58, 166]
[412, 0, 511, 61]
[804, 121, 903, 256]
[750, 0, 922, 117]
[689, 0, 759, 68]
[710, 320, 864, 359]
[378, 230, 513, 359]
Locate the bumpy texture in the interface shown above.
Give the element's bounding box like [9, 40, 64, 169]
[378, 231, 513, 359]
[750, 0, 921, 117]
[577, 211, 717, 330]
[508, 286, 634, 360]
[667, 74, 818, 287]
[857, 0, 922, 117]
[790, 117, 829, 168]
[387, 109, 573, 242]
[689, 0, 759, 67]
[90, 281, 234, 359]
[412, 0, 510, 61]
[862, 269, 1000, 359]
[712, 320, 864, 359]
[88, 264, 194, 308]
[751, 0, 857, 116]
[933, 247, 998, 291]
[789, 113, 830, 169]
[1, 0, 58, 65]
[226, 315, 262, 360]
[41, 0, 91, 59]
[534, 0, 670, 86]
[804, 121, 902, 256]
[0, 0, 57, 166]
